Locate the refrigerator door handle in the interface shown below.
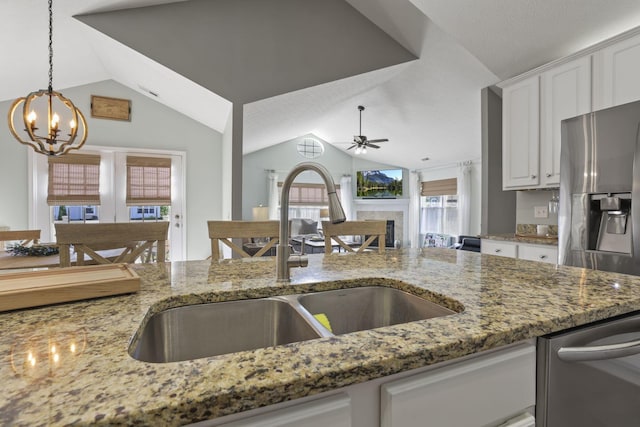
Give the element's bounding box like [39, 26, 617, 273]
[558, 338, 640, 362]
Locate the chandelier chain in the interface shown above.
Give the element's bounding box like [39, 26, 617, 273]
[48, 0, 53, 93]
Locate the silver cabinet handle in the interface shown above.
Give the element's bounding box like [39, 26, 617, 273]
[539, 255, 547, 259]
[546, 173, 552, 178]
[495, 249, 502, 253]
[558, 338, 640, 362]
[531, 175, 537, 179]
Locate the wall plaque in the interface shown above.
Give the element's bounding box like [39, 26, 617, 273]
[91, 95, 131, 121]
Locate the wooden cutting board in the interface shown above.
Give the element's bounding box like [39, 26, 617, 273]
[0, 264, 140, 312]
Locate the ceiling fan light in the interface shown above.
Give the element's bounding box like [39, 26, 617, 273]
[362, 146, 367, 154]
[355, 146, 362, 154]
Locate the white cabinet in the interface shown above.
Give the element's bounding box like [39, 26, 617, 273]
[540, 56, 592, 187]
[502, 76, 540, 189]
[216, 394, 351, 427]
[593, 31, 640, 110]
[380, 341, 536, 427]
[481, 240, 518, 258]
[481, 239, 558, 264]
[517, 243, 558, 264]
[502, 57, 591, 190]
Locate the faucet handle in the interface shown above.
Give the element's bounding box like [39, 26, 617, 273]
[287, 254, 308, 269]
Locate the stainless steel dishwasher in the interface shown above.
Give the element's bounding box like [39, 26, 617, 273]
[537, 311, 640, 426]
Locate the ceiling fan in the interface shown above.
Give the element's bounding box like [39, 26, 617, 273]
[338, 105, 388, 154]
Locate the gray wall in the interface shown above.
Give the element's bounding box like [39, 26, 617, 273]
[481, 86, 516, 235]
[242, 135, 404, 219]
[0, 80, 223, 260]
[78, 0, 416, 104]
[516, 190, 558, 226]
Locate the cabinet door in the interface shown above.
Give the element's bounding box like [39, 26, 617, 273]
[503, 76, 540, 189]
[517, 243, 558, 264]
[481, 240, 517, 258]
[380, 342, 536, 427]
[540, 56, 592, 187]
[593, 32, 640, 110]
[219, 393, 351, 427]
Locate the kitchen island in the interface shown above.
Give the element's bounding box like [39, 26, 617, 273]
[2, 248, 640, 426]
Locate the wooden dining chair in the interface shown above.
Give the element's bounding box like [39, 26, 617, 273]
[0, 230, 41, 250]
[55, 222, 169, 267]
[208, 220, 280, 260]
[321, 220, 386, 254]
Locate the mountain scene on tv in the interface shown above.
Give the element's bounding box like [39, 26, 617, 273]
[357, 169, 403, 198]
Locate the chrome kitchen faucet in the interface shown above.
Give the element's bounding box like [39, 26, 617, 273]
[276, 162, 346, 282]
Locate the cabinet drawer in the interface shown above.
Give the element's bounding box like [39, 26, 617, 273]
[381, 342, 536, 427]
[518, 244, 557, 264]
[481, 240, 517, 258]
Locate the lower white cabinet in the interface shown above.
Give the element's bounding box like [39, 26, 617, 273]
[219, 393, 351, 427]
[481, 239, 558, 264]
[380, 342, 536, 427]
[191, 341, 536, 427]
[481, 240, 518, 258]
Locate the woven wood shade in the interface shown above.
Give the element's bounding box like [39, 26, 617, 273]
[278, 182, 340, 205]
[421, 178, 457, 196]
[47, 154, 101, 205]
[126, 156, 171, 206]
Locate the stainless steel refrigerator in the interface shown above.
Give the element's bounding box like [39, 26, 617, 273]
[559, 99, 640, 275]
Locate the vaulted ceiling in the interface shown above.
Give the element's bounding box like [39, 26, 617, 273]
[2, 0, 640, 170]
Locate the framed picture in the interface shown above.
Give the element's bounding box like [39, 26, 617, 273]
[91, 95, 131, 121]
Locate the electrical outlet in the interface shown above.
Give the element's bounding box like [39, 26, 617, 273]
[534, 206, 548, 218]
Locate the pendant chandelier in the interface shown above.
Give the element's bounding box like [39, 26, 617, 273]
[7, 0, 87, 156]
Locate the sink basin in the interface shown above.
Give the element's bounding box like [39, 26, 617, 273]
[297, 286, 456, 335]
[130, 282, 460, 363]
[130, 298, 322, 363]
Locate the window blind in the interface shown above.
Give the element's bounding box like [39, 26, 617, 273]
[421, 178, 457, 196]
[47, 154, 101, 205]
[126, 156, 171, 206]
[278, 183, 340, 205]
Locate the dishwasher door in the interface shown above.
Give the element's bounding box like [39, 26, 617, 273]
[537, 312, 640, 427]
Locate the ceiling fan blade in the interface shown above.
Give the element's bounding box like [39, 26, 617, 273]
[367, 143, 381, 149]
[346, 144, 356, 150]
[366, 138, 388, 143]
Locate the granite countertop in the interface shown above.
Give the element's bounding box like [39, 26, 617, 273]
[2, 248, 640, 426]
[481, 233, 559, 246]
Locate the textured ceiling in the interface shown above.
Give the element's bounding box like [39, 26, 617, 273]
[2, 0, 640, 170]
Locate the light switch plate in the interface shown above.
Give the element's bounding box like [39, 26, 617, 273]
[534, 206, 548, 218]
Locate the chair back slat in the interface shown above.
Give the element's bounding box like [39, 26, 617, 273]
[321, 220, 386, 254]
[208, 220, 280, 260]
[55, 222, 169, 267]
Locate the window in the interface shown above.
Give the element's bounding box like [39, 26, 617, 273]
[420, 178, 458, 247]
[296, 138, 324, 159]
[277, 182, 340, 223]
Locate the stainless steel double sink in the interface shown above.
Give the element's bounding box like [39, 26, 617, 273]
[129, 284, 460, 363]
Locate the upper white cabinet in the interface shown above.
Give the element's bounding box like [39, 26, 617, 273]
[502, 76, 540, 189]
[502, 57, 591, 190]
[501, 30, 640, 190]
[540, 56, 592, 187]
[593, 32, 640, 110]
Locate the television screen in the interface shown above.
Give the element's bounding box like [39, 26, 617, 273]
[356, 169, 403, 198]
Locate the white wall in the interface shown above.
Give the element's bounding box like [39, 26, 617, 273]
[418, 161, 482, 236]
[516, 190, 558, 226]
[0, 80, 223, 260]
[242, 135, 406, 219]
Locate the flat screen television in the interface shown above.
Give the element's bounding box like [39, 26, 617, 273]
[356, 169, 403, 198]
